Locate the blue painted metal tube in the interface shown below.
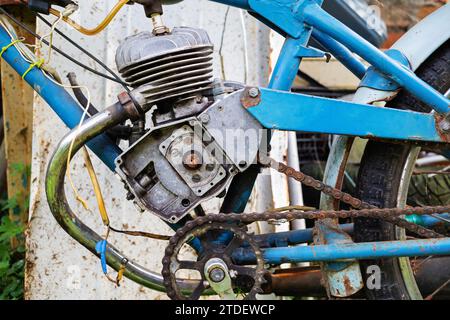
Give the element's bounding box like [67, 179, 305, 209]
[253, 223, 354, 247]
[209, 0, 250, 10]
[233, 237, 450, 265]
[406, 213, 450, 227]
[252, 213, 448, 248]
[311, 29, 367, 80]
[248, 88, 443, 142]
[0, 27, 121, 170]
[269, 35, 313, 90]
[302, 3, 450, 114]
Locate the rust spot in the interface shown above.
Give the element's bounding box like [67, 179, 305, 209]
[240, 87, 261, 109]
[343, 276, 354, 296]
[182, 151, 202, 170]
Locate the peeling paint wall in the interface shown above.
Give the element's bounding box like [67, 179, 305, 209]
[25, 0, 270, 299]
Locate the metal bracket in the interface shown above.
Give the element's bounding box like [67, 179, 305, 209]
[359, 49, 411, 92]
[297, 45, 331, 61]
[204, 258, 236, 299]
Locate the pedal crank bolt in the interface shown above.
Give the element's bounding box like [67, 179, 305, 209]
[209, 267, 226, 283]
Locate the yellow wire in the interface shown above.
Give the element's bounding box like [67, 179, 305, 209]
[82, 147, 110, 226]
[2, 10, 125, 287]
[116, 263, 126, 286]
[49, 0, 130, 36]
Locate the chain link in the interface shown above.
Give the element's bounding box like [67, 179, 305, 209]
[265, 157, 445, 238]
[162, 156, 448, 298]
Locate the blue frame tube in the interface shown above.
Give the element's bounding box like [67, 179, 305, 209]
[311, 29, 367, 80]
[302, 2, 450, 114]
[233, 237, 450, 265]
[269, 35, 313, 90]
[248, 88, 444, 142]
[252, 213, 448, 248]
[0, 27, 121, 170]
[252, 223, 354, 247]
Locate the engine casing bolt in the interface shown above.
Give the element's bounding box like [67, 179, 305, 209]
[199, 113, 210, 124]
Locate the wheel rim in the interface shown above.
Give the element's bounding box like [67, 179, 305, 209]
[396, 146, 423, 300]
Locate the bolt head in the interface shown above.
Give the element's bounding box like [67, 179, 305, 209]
[183, 151, 202, 170]
[440, 120, 450, 133]
[248, 87, 260, 98]
[199, 113, 210, 124]
[209, 267, 226, 283]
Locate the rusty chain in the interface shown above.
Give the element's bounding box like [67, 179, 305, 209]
[162, 156, 448, 299]
[263, 156, 445, 239]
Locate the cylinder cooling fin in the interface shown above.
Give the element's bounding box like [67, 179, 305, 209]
[115, 27, 214, 108]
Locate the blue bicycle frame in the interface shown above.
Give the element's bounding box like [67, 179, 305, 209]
[0, 0, 449, 278]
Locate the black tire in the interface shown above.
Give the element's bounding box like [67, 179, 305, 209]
[355, 41, 450, 300]
[408, 173, 450, 206]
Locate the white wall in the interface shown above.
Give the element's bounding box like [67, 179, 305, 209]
[25, 0, 271, 299]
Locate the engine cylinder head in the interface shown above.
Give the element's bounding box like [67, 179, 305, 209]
[116, 27, 214, 108]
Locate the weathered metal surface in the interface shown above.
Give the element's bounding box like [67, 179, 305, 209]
[44, 100, 213, 295]
[117, 27, 214, 108]
[265, 259, 450, 299]
[264, 267, 325, 297]
[201, 88, 264, 172]
[246, 87, 446, 143]
[162, 222, 265, 300]
[240, 87, 261, 108]
[316, 134, 362, 298]
[314, 221, 363, 297]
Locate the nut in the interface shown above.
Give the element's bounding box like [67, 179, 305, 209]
[248, 87, 260, 98]
[439, 119, 450, 133]
[209, 267, 226, 283]
[199, 113, 210, 124]
[183, 151, 202, 170]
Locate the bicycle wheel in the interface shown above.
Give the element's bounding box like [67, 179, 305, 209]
[354, 41, 450, 300]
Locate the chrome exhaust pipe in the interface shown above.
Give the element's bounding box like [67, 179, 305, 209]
[45, 97, 202, 294]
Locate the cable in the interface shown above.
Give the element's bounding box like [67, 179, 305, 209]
[0, 6, 128, 86]
[37, 13, 129, 92]
[36, 5, 67, 64]
[67, 72, 99, 114]
[109, 226, 171, 241]
[17, 0, 128, 91]
[239, 9, 249, 84]
[218, 6, 230, 80]
[49, 0, 130, 36]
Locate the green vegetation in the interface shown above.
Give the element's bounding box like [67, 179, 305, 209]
[0, 212, 25, 300]
[0, 163, 30, 300]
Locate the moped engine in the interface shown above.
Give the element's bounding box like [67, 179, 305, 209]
[114, 27, 263, 223]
